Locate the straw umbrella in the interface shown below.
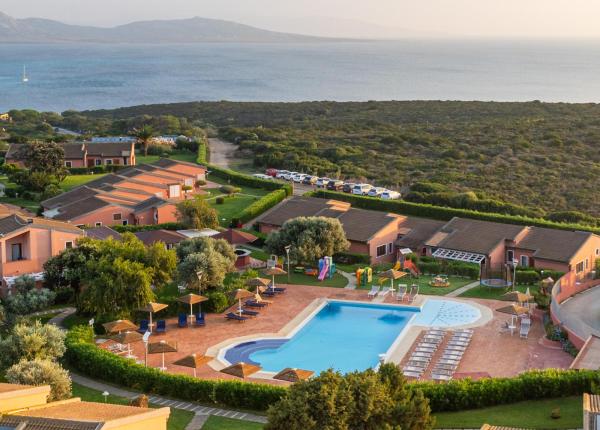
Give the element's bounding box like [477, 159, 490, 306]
[173, 353, 213, 377]
[496, 304, 529, 334]
[220, 362, 261, 378]
[148, 340, 178, 371]
[541, 277, 554, 295]
[137, 302, 168, 333]
[273, 368, 314, 383]
[500, 291, 533, 304]
[112, 331, 143, 358]
[103, 319, 138, 334]
[230, 289, 254, 315]
[263, 267, 287, 291]
[245, 277, 271, 295]
[213, 228, 257, 245]
[379, 269, 407, 295]
[177, 293, 208, 323]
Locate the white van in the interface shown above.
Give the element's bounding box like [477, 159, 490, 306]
[352, 183, 373, 195]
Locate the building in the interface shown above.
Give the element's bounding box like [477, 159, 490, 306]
[40, 159, 206, 228]
[0, 382, 170, 430]
[584, 393, 600, 430]
[0, 112, 12, 122]
[134, 229, 186, 249]
[85, 226, 123, 241]
[91, 136, 136, 143]
[0, 214, 84, 296]
[5, 141, 136, 168]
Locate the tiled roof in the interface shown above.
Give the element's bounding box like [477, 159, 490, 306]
[16, 400, 154, 421]
[0, 215, 83, 235]
[337, 208, 399, 242]
[255, 197, 338, 226]
[480, 425, 529, 430]
[0, 382, 37, 394]
[134, 229, 186, 246]
[0, 416, 101, 430]
[152, 158, 206, 170]
[395, 217, 446, 250]
[516, 226, 593, 263]
[425, 217, 526, 255]
[61, 143, 86, 159]
[133, 196, 169, 212]
[85, 226, 122, 240]
[5, 143, 26, 160]
[85, 141, 133, 157]
[51, 196, 112, 221]
[41, 186, 100, 210]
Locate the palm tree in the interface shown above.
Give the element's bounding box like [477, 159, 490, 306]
[134, 125, 154, 156]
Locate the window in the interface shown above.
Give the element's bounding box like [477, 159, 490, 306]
[507, 250, 514, 262]
[113, 213, 122, 221]
[65, 161, 72, 168]
[520, 255, 529, 267]
[576, 261, 585, 273]
[105, 159, 113, 165]
[387, 243, 393, 255]
[166, 243, 174, 250]
[376, 244, 387, 258]
[585, 258, 589, 270]
[95, 159, 101, 166]
[95, 222, 102, 227]
[65, 241, 73, 249]
[11, 243, 23, 261]
[122, 220, 128, 226]
[596, 248, 600, 256]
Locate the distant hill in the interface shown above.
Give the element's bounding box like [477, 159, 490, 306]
[0, 12, 332, 43]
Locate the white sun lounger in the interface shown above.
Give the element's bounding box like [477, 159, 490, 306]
[520, 320, 531, 339]
[415, 347, 436, 353]
[418, 342, 439, 349]
[442, 352, 463, 360]
[411, 351, 433, 359]
[423, 334, 444, 341]
[454, 328, 474, 334]
[427, 329, 447, 335]
[408, 356, 431, 364]
[433, 362, 457, 371]
[408, 285, 419, 303]
[368, 286, 380, 298]
[437, 358, 461, 365]
[396, 285, 407, 301]
[378, 287, 391, 297]
[445, 345, 466, 352]
[403, 365, 426, 373]
[432, 372, 453, 381]
[448, 340, 469, 347]
[403, 370, 423, 378]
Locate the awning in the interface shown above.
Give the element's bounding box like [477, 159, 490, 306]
[432, 248, 486, 264]
[398, 248, 413, 255]
[4, 272, 45, 286]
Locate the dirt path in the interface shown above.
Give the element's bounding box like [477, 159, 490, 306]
[207, 137, 238, 168]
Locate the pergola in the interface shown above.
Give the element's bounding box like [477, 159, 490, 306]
[431, 248, 486, 264]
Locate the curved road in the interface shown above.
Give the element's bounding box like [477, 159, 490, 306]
[559, 286, 600, 339]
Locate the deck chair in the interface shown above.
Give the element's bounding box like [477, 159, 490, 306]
[194, 313, 205, 327]
[396, 284, 407, 302]
[156, 320, 166, 333]
[520, 319, 531, 338]
[240, 309, 260, 317]
[178, 313, 188, 328]
[408, 285, 419, 303]
[245, 300, 267, 308]
[378, 287, 391, 297]
[225, 312, 248, 322]
[368, 286, 380, 298]
[137, 319, 149, 334]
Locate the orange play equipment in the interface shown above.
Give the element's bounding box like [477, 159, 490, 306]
[403, 259, 421, 277]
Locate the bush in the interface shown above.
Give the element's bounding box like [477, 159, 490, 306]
[196, 179, 207, 186]
[147, 144, 173, 156]
[216, 196, 225, 204]
[418, 261, 442, 275]
[333, 252, 371, 265]
[234, 189, 287, 224]
[203, 291, 230, 313]
[515, 270, 541, 284]
[208, 164, 292, 195]
[220, 185, 241, 195]
[6, 359, 72, 401]
[110, 222, 184, 233]
[0, 320, 66, 367]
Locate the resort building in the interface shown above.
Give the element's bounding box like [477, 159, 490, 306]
[0, 382, 170, 430]
[5, 141, 136, 168]
[40, 159, 206, 227]
[134, 229, 187, 249]
[0, 214, 84, 296]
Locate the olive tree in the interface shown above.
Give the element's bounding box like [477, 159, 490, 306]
[0, 320, 66, 367]
[177, 237, 236, 291]
[176, 198, 219, 230]
[6, 359, 72, 401]
[265, 216, 350, 264]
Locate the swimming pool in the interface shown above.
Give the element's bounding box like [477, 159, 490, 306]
[221, 299, 482, 374]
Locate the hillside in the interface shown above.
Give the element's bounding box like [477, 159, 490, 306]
[77, 100, 600, 221]
[0, 12, 329, 43]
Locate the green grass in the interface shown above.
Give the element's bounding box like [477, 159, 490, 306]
[0, 195, 40, 212]
[459, 283, 540, 300]
[72, 383, 194, 430]
[353, 273, 472, 296]
[29, 311, 62, 325]
[201, 183, 270, 226]
[202, 416, 264, 430]
[62, 313, 92, 329]
[274, 271, 348, 288]
[60, 174, 107, 191]
[136, 150, 197, 166]
[433, 396, 582, 429]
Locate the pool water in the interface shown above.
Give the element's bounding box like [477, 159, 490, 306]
[224, 299, 481, 374]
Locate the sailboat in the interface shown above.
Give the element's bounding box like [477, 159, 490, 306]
[22, 66, 29, 83]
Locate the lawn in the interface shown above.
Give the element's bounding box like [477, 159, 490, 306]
[202, 416, 264, 430]
[136, 150, 197, 165]
[60, 174, 107, 191]
[459, 283, 541, 300]
[274, 271, 348, 288]
[200, 184, 270, 226]
[29, 311, 62, 325]
[433, 396, 582, 429]
[353, 273, 473, 296]
[62, 313, 92, 329]
[71, 383, 195, 430]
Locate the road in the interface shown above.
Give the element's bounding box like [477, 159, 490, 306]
[558, 285, 600, 340]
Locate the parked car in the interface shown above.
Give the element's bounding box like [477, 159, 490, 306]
[342, 182, 356, 193]
[326, 180, 344, 191]
[302, 175, 318, 185]
[283, 171, 298, 181]
[367, 187, 386, 197]
[381, 190, 401, 200]
[316, 177, 332, 188]
[352, 183, 373, 195]
[292, 173, 307, 183]
[265, 168, 278, 177]
[276, 170, 291, 179]
[253, 173, 272, 180]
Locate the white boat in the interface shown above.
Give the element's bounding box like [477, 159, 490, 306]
[22, 66, 29, 83]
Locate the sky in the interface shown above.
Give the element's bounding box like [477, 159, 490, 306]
[2, 0, 600, 39]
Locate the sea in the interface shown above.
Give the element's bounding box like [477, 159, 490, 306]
[1, 39, 600, 112]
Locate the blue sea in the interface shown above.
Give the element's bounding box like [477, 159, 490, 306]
[2, 40, 600, 112]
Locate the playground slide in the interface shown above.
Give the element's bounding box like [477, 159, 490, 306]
[318, 262, 329, 281]
[404, 260, 421, 276]
[393, 261, 401, 271]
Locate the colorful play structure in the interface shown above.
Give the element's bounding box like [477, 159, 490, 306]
[394, 248, 421, 277]
[356, 267, 373, 287]
[429, 274, 451, 288]
[318, 256, 336, 281]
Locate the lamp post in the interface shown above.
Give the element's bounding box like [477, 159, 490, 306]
[284, 245, 291, 283]
[102, 391, 109, 403]
[512, 259, 518, 291]
[142, 331, 150, 367]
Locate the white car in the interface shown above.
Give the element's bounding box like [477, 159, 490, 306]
[276, 170, 291, 179]
[352, 183, 373, 195]
[252, 173, 272, 180]
[316, 177, 332, 188]
[283, 171, 297, 181]
[381, 190, 401, 200]
[292, 173, 307, 183]
[367, 187, 386, 198]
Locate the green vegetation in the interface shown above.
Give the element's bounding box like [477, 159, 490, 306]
[71, 383, 195, 430]
[274, 271, 348, 288]
[459, 284, 540, 300]
[59, 173, 106, 191]
[433, 396, 582, 429]
[202, 416, 264, 430]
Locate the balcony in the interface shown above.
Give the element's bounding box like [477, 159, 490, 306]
[1, 259, 43, 277]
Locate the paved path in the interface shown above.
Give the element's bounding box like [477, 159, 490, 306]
[207, 137, 238, 168]
[70, 373, 268, 427]
[339, 270, 357, 289]
[446, 281, 480, 297]
[47, 307, 76, 328]
[558, 285, 600, 340]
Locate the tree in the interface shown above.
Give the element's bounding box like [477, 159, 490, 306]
[3, 276, 56, 317]
[134, 124, 155, 156]
[176, 198, 219, 230]
[21, 141, 67, 180]
[177, 237, 236, 291]
[265, 217, 350, 264]
[6, 359, 72, 401]
[266, 364, 434, 430]
[0, 320, 66, 368]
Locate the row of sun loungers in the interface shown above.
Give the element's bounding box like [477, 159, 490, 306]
[368, 284, 419, 303]
[225, 287, 287, 322]
[403, 328, 473, 381]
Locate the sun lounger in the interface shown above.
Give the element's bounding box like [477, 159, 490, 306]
[245, 300, 267, 308]
[408, 356, 431, 364]
[156, 320, 166, 333]
[267, 286, 286, 294]
[448, 340, 469, 347]
[423, 335, 443, 343]
[254, 293, 273, 304]
[262, 290, 277, 297]
[415, 347, 436, 353]
[442, 352, 463, 360]
[403, 370, 423, 378]
[437, 358, 461, 365]
[225, 312, 248, 322]
[432, 367, 454, 375]
[427, 330, 447, 336]
[455, 328, 474, 334]
[445, 345, 466, 352]
[452, 334, 472, 341]
[433, 363, 457, 371]
[178, 313, 188, 328]
[411, 351, 433, 359]
[240, 309, 260, 317]
[368, 286, 380, 298]
[432, 373, 453, 381]
[520, 320, 531, 339]
[403, 365, 426, 372]
[418, 342, 439, 349]
[396, 285, 407, 301]
[108, 343, 127, 353]
[408, 285, 419, 303]
[378, 287, 391, 297]
[137, 320, 149, 334]
[194, 313, 205, 327]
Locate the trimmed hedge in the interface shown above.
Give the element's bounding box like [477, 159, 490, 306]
[208, 164, 292, 196]
[234, 189, 287, 225]
[110, 222, 184, 233]
[515, 270, 541, 285]
[64, 325, 286, 410]
[333, 252, 371, 265]
[69, 165, 127, 175]
[309, 190, 600, 235]
[197, 140, 208, 164]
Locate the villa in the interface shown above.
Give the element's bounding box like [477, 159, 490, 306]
[0, 214, 84, 296]
[40, 159, 206, 227]
[0, 382, 170, 430]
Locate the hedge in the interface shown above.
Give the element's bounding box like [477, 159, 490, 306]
[308, 190, 600, 235]
[197, 140, 208, 164]
[108, 223, 185, 233]
[69, 165, 127, 175]
[234, 189, 287, 225]
[64, 325, 286, 410]
[333, 252, 371, 265]
[208, 164, 292, 196]
[515, 270, 541, 285]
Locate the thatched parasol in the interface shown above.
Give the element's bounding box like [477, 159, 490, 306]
[112, 331, 143, 358]
[246, 277, 271, 295]
[103, 319, 138, 334]
[137, 302, 168, 333]
[177, 293, 208, 322]
[173, 353, 213, 377]
[230, 289, 254, 314]
[220, 362, 261, 378]
[378, 269, 407, 292]
[496, 304, 529, 317]
[500, 291, 534, 304]
[273, 368, 314, 383]
[213, 228, 257, 245]
[263, 267, 287, 290]
[148, 340, 178, 371]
